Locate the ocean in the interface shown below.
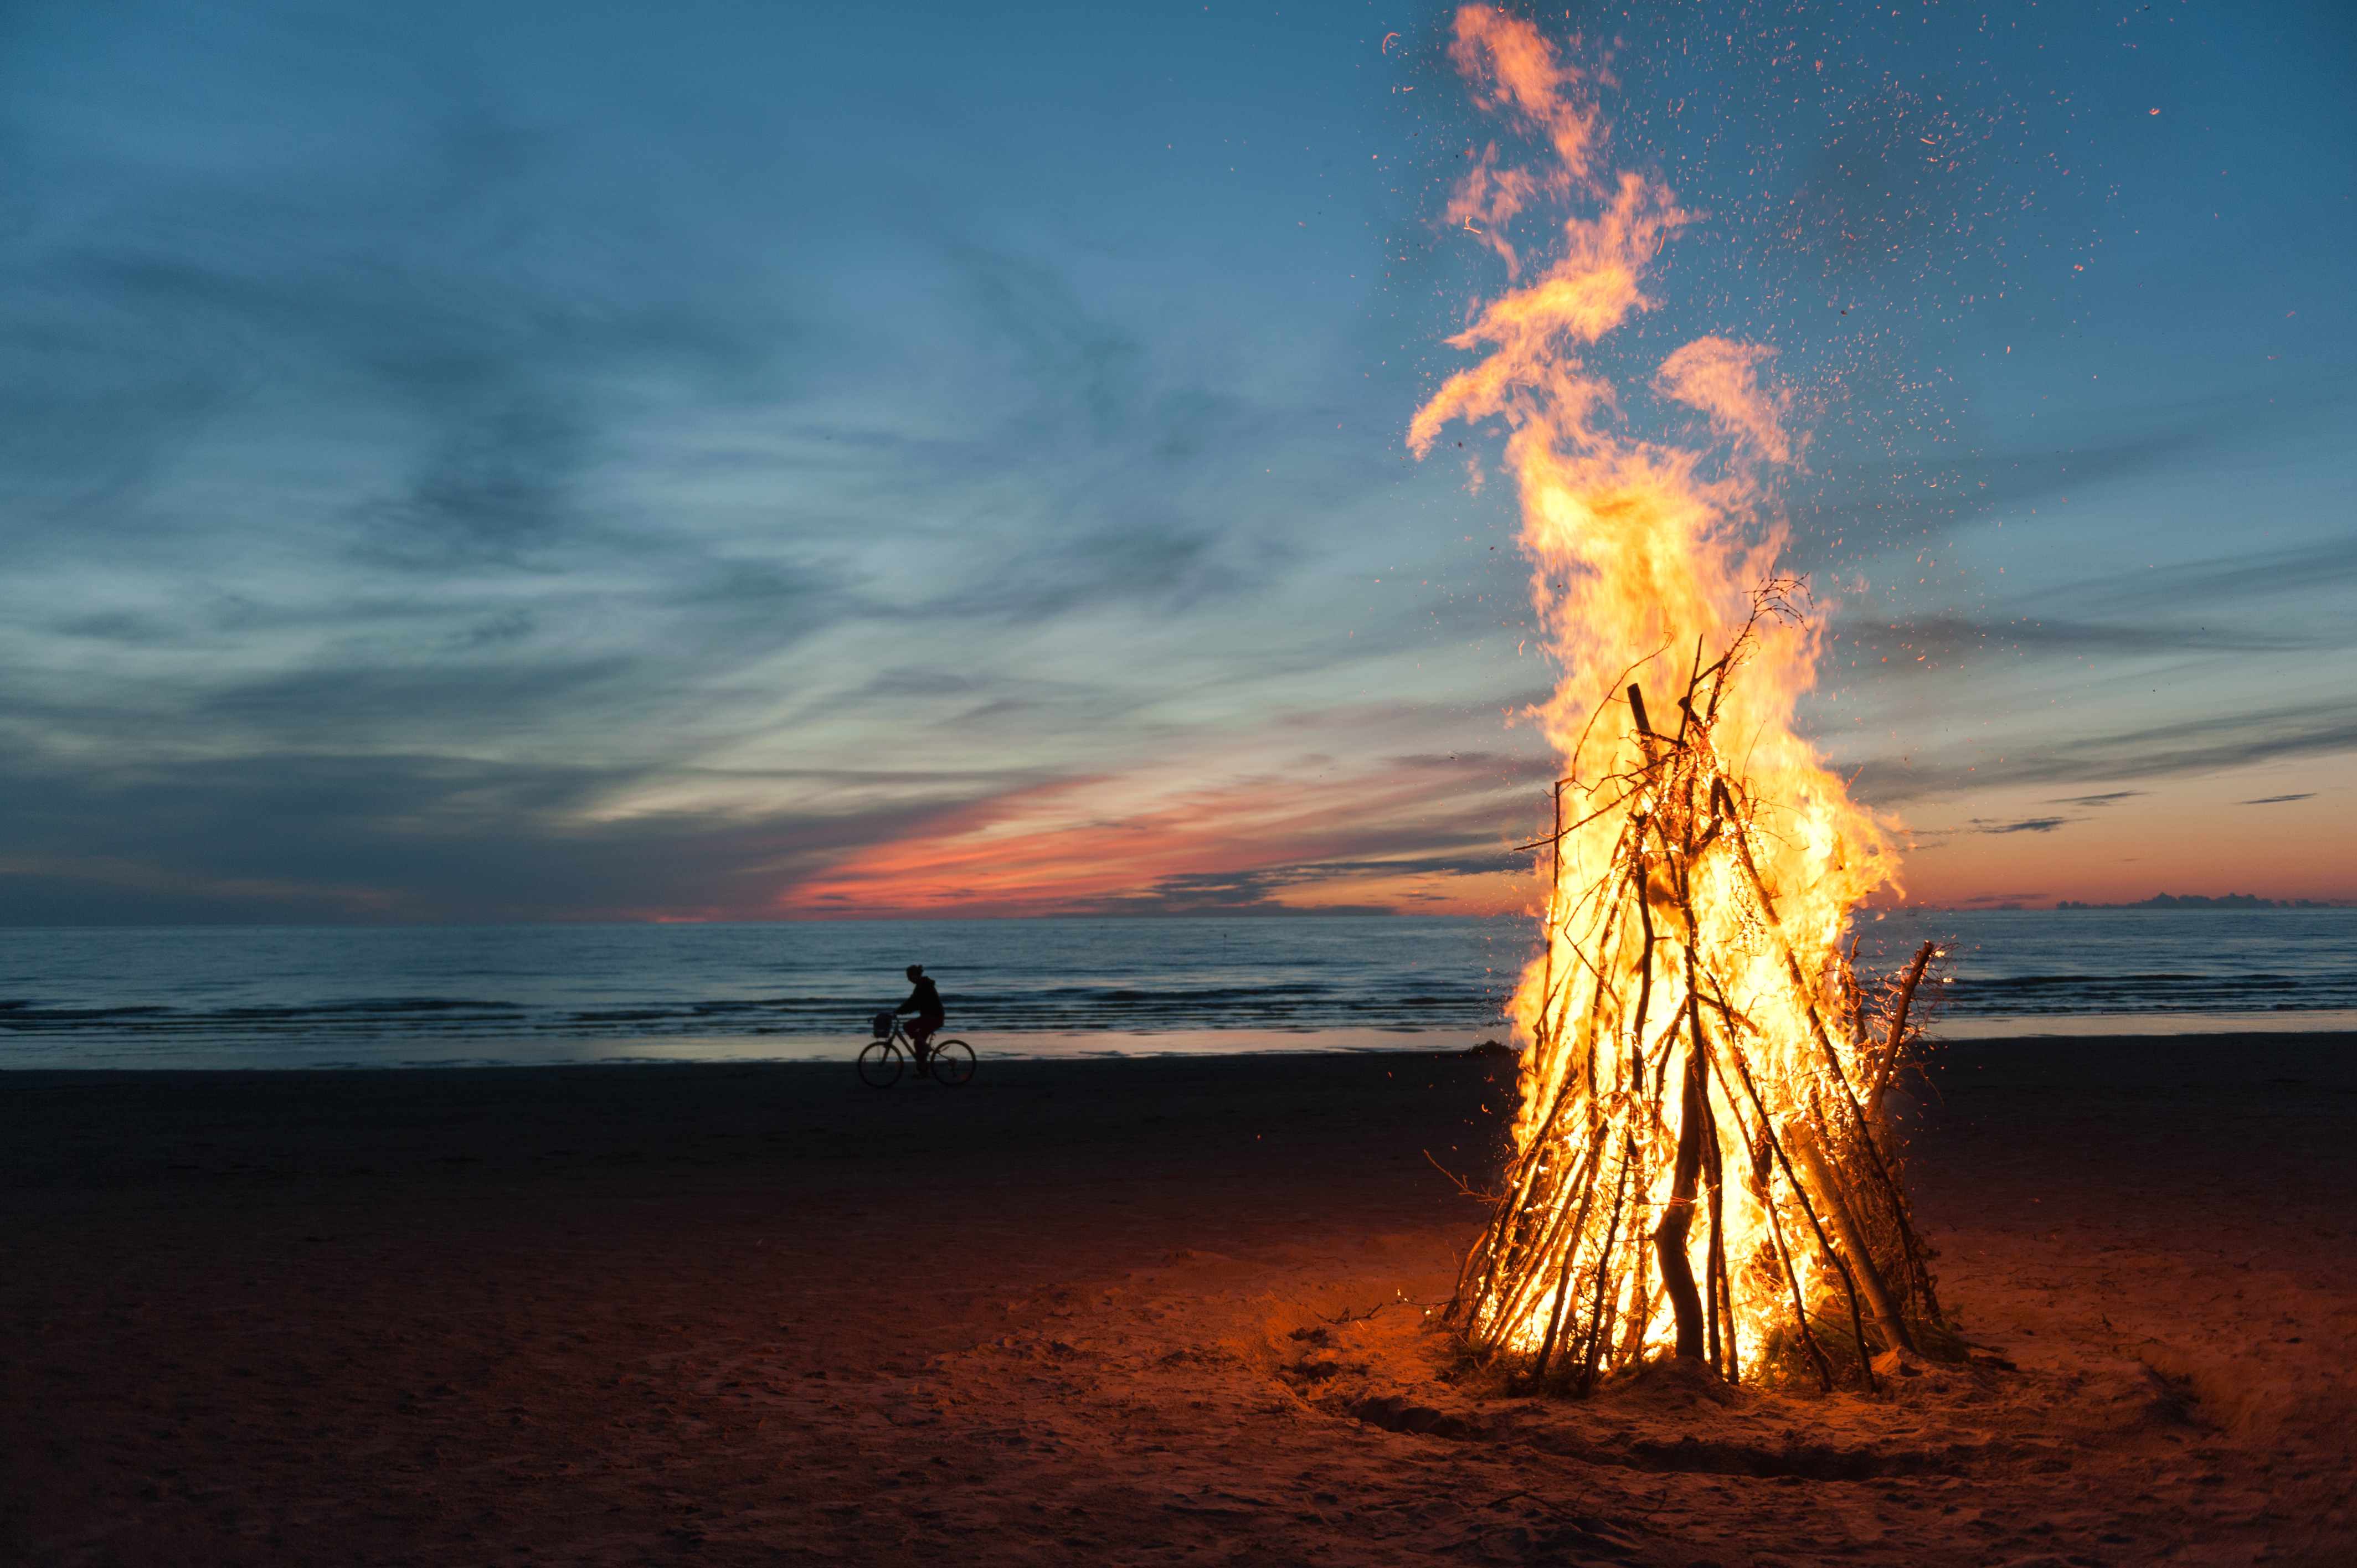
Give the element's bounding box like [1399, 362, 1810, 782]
[2, 908, 2351, 1069]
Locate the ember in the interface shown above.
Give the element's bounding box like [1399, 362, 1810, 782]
[1410, 8, 1955, 1390]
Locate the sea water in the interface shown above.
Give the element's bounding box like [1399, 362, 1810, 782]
[0, 917, 1527, 1068]
[1855, 906, 2357, 1019]
[2, 909, 2350, 1068]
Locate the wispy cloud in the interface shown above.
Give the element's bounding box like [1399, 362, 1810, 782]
[1839, 612, 2337, 663]
[2236, 793, 2315, 805]
[0, 750, 961, 924]
[1853, 697, 2357, 806]
[1797, 379, 2355, 537]
[0, 1, 2346, 922]
[1825, 531, 2357, 701]
[2029, 533, 2357, 629]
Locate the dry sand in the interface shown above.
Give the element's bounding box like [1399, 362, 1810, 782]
[2, 1034, 2350, 1566]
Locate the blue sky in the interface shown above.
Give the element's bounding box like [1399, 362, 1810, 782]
[2, 0, 2350, 922]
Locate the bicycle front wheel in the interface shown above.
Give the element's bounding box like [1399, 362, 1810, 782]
[928, 1039, 975, 1086]
[857, 1041, 904, 1088]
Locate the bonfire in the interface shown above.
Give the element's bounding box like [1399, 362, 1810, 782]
[1409, 9, 1955, 1391]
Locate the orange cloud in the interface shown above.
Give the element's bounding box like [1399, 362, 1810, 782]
[774, 753, 1542, 919]
[1868, 762, 2357, 907]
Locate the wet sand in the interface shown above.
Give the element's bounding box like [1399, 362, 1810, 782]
[2, 1035, 2350, 1566]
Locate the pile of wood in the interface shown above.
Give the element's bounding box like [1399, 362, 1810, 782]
[1447, 598, 1955, 1393]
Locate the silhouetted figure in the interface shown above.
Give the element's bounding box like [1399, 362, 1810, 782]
[896, 964, 944, 1075]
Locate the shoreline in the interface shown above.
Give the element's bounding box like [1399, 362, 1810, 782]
[0, 1024, 1491, 1072]
[8, 1008, 2356, 1069]
[1926, 1005, 2357, 1039]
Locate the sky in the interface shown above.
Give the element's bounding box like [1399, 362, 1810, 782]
[1, 0, 2350, 924]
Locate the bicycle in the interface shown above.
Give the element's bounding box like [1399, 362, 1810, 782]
[857, 1013, 975, 1088]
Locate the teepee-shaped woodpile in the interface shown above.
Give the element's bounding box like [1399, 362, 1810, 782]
[1446, 595, 1956, 1393]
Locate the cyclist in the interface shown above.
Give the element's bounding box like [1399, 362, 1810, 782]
[894, 964, 945, 1076]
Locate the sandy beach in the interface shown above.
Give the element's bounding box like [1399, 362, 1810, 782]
[3, 1034, 2350, 1566]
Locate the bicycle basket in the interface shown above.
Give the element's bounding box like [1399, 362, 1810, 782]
[869, 1010, 896, 1038]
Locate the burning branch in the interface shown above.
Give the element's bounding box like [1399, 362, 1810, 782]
[1865, 939, 1944, 1125]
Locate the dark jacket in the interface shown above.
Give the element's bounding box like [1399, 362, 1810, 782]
[897, 975, 944, 1025]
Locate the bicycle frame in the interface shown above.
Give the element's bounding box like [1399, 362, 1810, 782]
[857, 1023, 973, 1087]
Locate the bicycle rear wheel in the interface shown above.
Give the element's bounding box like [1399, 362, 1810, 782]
[928, 1039, 975, 1086]
[857, 1041, 903, 1087]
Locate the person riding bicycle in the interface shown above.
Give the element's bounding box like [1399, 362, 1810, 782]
[895, 964, 944, 1075]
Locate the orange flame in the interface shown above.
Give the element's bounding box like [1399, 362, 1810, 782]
[1412, 10, 1921, 1385]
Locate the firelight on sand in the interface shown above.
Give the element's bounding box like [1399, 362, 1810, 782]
[1412, 9, 1950, 1390]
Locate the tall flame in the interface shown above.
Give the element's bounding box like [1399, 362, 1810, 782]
[1413, 9, 1938, 1388]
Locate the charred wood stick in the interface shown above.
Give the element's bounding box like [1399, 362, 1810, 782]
[1455, 909, 1625, 1323]
[1766, 1198, 1835, 1391]
[1788, 1124, 1918, 1356]
[1450, 1174, 1522, 1324]
[1686, 773, 1730, 852]
[1722, 1042, 1879, 1391]
[1506, 778, 1657, 853]
[1673, 636, 1711, 746]
[1705, 1015, 1836, 1391]
[1706, 1107, 1733, 1381]
[1480, 907, 1642, 1323]
[1493, 1137, 1603, 1349]
[1577, 1141, 1635, 1392]
[1507, 988, 1610, 1206]
[1860, 1163, 1945, 1330]
[1695, 1048, 1763, 1389]
[1676, 635, 1707, 738]
[1866, 940, 1939, 1125]
[1721, 815, 1921, 1240]
[1654, 991, 1711, 1361]
[1703, 1164, 1723, 1373]
[1529, 1229, 1579, 1383]
[1789, 1151, 1878, 1390]
[1571, 647, 1675, 781]
[1584, 1270, 1622, 1389]
[1507, 1049, 1599, 1224]
[1551, 776, 1564, 895]
[1631, 864, 1659, 1090]
[1687, 828, 1892, 1379]
[1452, 1129, 1547, 1327]
[1628, 682, 1656, 745]
[1616, 1256, 1656, 1368]
[1529, 1142, 1608, 1380]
